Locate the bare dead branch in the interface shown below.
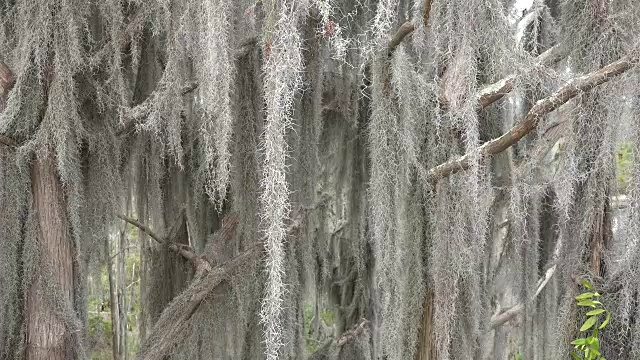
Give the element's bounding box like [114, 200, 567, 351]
[427, 50, 638, 184]
[137, 248, 254, 360]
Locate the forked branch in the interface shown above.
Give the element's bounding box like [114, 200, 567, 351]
[116, 213, 201, 266]
[427, 50, 639, 184]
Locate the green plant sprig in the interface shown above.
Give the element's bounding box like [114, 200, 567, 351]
[570, 279, 611, 360]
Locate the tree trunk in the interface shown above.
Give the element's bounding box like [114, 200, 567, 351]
[119, 229, 128, 359]
[106, 236, 122, 360]
[25, 153, 75, 360]
[416, 290, 437, 360]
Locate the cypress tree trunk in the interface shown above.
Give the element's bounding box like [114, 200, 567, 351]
[25, 153, 76, 359]
[416, 290, 437, 360]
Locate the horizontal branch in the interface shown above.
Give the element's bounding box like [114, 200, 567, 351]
[115, 81, 198, 136]
[427, 49, 638, 184]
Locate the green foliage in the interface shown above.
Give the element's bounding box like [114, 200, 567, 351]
[514, 351, 523, 360]
[303, 302, 336, 353]
[303, 303, 317, 353]
[616, 142, 633, 191]
[570, 280, 610, 360]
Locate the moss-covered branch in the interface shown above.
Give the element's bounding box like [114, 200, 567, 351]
[137, 206, 310, 360]
[0, 60, 16, 148]
[427, 49, 639, 184]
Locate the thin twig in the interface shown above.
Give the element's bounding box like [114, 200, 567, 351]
[116, 214, 163, 243]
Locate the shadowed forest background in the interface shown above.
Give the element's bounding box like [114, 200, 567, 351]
[1, 0, 640, 359]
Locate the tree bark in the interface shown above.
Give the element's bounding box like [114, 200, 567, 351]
[416, 290, 437, 360]
[25, 153, 76, 360]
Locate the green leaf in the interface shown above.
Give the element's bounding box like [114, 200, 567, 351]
[586, 309, 605, 316]
[577, 300, 601, 307]
[576, 292, 597, 301]
[571, 338, 588, 345]
[599, 311, 611, 329]
[570, 352, 581, 360]
[581, 316, 597, 331]
[581, 279, 593, 289]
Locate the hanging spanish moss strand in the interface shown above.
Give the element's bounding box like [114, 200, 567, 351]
[550, 1, 630, 358]
[259, 1, 308, 359]
[1, 0, 640, 359]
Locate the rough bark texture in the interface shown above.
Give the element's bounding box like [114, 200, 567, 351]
[416, 290, 437, 360]
[25, 153, 75, 360]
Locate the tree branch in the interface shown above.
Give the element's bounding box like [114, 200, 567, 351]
[0, 135, 16, 147]
[116, 213, 202, 267]
[337, 318, 370, 346]
[116, 214, 163, 243]
[137, 205, 313, 360]
[490, 264, 557, 328]
[387, 22, 415, 54]
[115, 37, 257, 137]
[309, 318, 371, 359]
[138, 246, 256, 360]
[0, 60, 16, 148]
[475, 44, 568, 109]
[427, 50, 638, 184]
